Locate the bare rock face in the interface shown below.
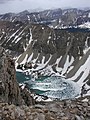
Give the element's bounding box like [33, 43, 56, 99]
[0, 97, 90, 120]
[0, 46, 35, 106]
[0, 46, 22, 105]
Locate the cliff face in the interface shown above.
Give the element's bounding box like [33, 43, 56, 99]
[0, 46, 22, 105]
[0, 21, 90, 87]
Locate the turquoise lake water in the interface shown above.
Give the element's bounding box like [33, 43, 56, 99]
[16, 71, 80, 100]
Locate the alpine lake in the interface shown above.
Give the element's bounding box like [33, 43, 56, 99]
[16, 71, 80, 100]
[16, 27, 90, 100]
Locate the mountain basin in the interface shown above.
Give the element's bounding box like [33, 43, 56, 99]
[16, 72, 80, 100]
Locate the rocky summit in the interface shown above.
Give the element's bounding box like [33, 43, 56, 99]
[0, 97, 90, 120]
[0, 46, 34, 106]
[0, 46, 21, 105]
[0, 8, 90, 28]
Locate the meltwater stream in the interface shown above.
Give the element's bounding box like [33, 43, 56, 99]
[16, 72, 80, 100]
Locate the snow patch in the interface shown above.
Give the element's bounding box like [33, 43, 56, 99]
[27, 53, 33, 63]
[88, 13, 90, 18]
[67, 55, 90, 88]
[15, 37, 22, 43]
[82, 98, 89, 102]
[42, 27, 44, 30]
[79, 22, 90, 29]
[61, 55, 74, 76]
[20, 54, 28, 65]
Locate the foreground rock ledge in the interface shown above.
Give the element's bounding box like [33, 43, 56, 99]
[0, 97, 90, 120]
[0, 46, 22, 105]
[0, 46, 34, 106]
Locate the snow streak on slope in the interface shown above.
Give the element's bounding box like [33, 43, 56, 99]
[6, 29, 20, 43]
[61, 56, 74, 76]
[23, 28, 33, 51]
[27, 53, 33, 63]
[77, 55, 90, 85]
[67, 54, 90, 87]
[79, 22, 90, 29]
[12, 29, 24, 43]
[32, 54, 52, 71]
[20, 54, 28, 65]
[55, 55, 74, 76]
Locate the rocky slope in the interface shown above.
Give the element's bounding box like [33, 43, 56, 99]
[0, 8, 90, 28]
[0, 97, 90, 120]
[0, 46, 34, 106]
[0, 46, 22, 105]
[0, 21, 90, 90]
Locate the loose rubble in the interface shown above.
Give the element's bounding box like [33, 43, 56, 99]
[0, 96, 90, 120]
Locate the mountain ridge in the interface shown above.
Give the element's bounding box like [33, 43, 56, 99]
[0, 21, 90, 92]
[0, 8, 90, 28]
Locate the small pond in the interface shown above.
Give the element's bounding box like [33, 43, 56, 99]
[16, 71, 80, 100]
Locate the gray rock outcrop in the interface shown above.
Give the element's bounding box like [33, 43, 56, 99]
[0, 46, 22, 105]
